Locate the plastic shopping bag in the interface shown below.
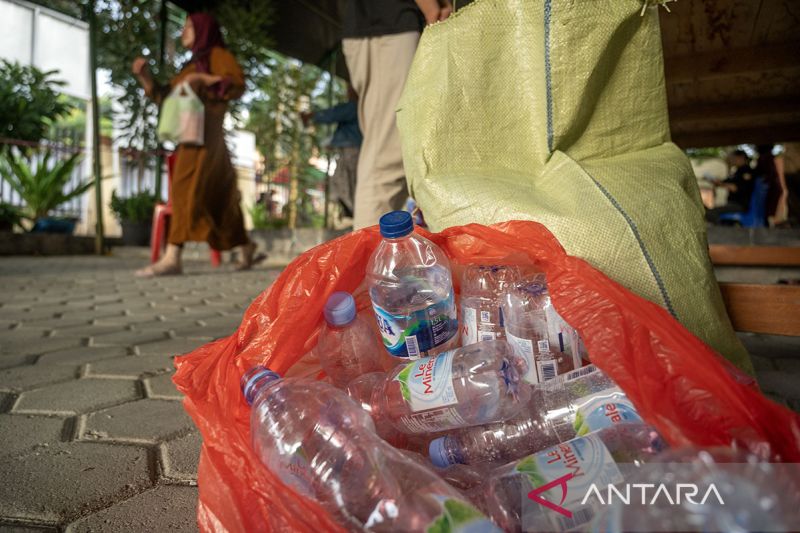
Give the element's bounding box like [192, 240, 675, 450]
[157, 81, 205, 146]
[173, 221, 800, 533]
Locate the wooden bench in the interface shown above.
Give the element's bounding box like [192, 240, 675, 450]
[710, 245, 800, 336]
[709, 245, 800, 267]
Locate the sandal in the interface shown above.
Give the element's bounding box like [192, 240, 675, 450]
[135, 261, 183, 278]
[235, 242, 267, 271]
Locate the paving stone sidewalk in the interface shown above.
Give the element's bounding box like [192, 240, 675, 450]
[0, 253, 280, 532]
[1, 252, 799, 532]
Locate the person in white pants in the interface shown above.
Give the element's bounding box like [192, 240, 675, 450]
[342, 0, 452, 230]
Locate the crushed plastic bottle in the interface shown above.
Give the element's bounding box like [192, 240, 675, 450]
[367, 210, 458, 360]
[460, 265, 520, 345]
[482, 423, 664, 532]
[241, 366, 500, 532]
[502, 274, 584, 384]
[429, 365, 643, 467]
[317, 291, 389, 387]
[347, 340, 531, 434]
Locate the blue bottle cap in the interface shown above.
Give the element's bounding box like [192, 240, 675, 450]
[241, 366, 282, 406]
[379, 211, 413, 238]
[324, 292, 357, 326]
[429, 436, 458, 468]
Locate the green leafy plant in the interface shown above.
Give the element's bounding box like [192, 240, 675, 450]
[0, 202, 22, 231]
[0, 61, 74, 147]
[110, 190, 158, 223]
[0, 151, 91, 223]
[248, 202, 288, 230]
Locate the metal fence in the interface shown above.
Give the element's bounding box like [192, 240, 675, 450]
[1, 134, 167, 227]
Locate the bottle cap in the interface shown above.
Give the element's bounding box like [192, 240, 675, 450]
[429, 436, 457, 468]
[241, 366, 281, 406]
[324, 292, 357, 326]
[379, 211, 413, 238]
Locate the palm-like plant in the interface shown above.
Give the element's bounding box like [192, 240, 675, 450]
[0, 151, 91, 224]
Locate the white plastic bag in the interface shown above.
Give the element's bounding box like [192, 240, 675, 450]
[157, 81, 205, 146]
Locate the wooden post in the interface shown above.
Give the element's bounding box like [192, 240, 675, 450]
[87, 0, 104, 254]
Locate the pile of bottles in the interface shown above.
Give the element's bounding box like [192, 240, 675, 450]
[239, 211, 795, 532]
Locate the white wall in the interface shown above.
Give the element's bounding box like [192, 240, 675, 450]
[0, 0, 90, 100]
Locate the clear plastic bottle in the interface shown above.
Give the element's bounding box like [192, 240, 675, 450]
[482, 423, 664, 532]
[367, 210, 458, 360]
[460, 265, 520, 345]
[588, 448, 800, 533]
[429, 365, 643, 468]
[317, 291, 389, 388]
[502, 274, 584, 384]
[241, 367, 500, 532]
[347, 340, 531, 434]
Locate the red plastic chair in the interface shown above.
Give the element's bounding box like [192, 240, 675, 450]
[150, 153, 222, 267]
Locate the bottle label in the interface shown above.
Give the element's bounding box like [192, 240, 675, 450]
[399, 407, 467, 433]
[573, 387, 642, 435]
[268, 446, 315, 499]
[373, 292, 457, 359]
[426, 495, 499, 533]
[395, 349, 458, 413]
[545, 305, 584, 370]
[506, 331, 558, 384]
[462, 306, 478, 345]
[514, 434, 623, 530]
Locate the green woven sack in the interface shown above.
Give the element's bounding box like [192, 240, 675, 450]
[397, 0, 752, 372]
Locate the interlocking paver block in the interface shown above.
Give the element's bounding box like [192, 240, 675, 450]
[0, 414, 65, 457]
[144, 374, 182, 400]
[0, 364, 79, 393]
[135, 338, 206, 357]
[66, 485, 198, 533]
[0, 336, 83, 357]
[0, 442, 152, 523]
[14, 379, 141, 415]
[163, 431, 201, 480]
[83, 399, 193, 443]
[51, 325, 129, 339]
[87, 355, 174, 378]
[0, 354, 36, 370]
[36, 346, 129, 366]
[90, 330, 168, 347]
[758, 371, 800, 401]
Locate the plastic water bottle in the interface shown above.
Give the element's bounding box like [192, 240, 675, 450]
[317, 291, 388, 388]
[367, 210, 458, 360]
[587, 448, 800, 533]
[241, 367, 500, 532]
[346, 340, 531, 434]
[429, 365, 643, 468]
[460, 265, 520, 345]
[501, 274, 584, 384]
[482, 423, 665, 532]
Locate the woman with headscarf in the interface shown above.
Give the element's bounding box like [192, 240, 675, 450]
[132, 13, 258, 276]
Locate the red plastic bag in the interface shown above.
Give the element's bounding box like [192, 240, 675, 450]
[173, 221, 800, 532]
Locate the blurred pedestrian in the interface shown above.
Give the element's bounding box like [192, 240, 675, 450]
[755, 144, 786, 227]
[302, 86, 362, 221]
[706, 149, 755, 224]
[342, 0, 452, 229]
[132, 13, 259, 276]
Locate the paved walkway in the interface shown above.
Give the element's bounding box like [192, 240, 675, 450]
[0, 252, 279, 531]
[1, 252, 798, 532]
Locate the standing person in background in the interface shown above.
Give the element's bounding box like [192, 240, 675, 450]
[706, 149, 755, 224]
[302, 86, 362, 224]
[342, 0, 452, 230]
[132, 13, 259, 277]
[757, 144, 787, 227]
